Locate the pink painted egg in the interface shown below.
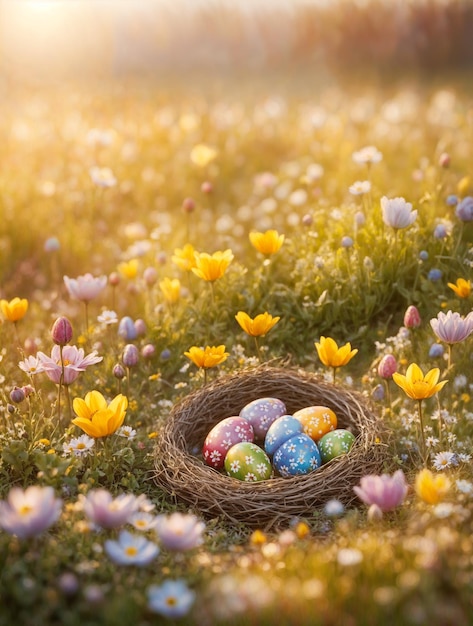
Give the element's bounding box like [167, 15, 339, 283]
[239, 397, 287, 440]
[203, 416, 255, 469]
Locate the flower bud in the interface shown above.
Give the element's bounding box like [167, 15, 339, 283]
[201, 181, 213, 194]
[301, 213, 313, 227]
[438, 152, 450, 168]
[122, 344, 139, 368]
[341, 236, 353, 248]
[143, 267, 158, 287]
[456, 196, 473, 221]
[51, 316, 73, 346]
[403, 305, 421, 329]
[44, 237, 60, 253]
[378, 354, 397, 379]
[134, 318, 147, 337]
[118, 316, 138, 341]
[108, 271, 121, 287]
[429, 343, 444, 358]
[10, 386, 26, 403]
[141, 344, 156, 359]
[182, 197, 195, 213]
[371, 384, 385, 402]
[7, 403, 15, 414]
[113, 363, 126, 380]
[160, 349, 171, 361]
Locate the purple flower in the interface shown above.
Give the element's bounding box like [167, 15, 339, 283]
[429, 343, 445, 358]
[37, 345, 103, 385]
[377, 354, 397, 379]
[428, 269, 443, 282]
[0, 486, 62, 539]
[118, 316, 138, 341]
[418, 250, 428, 261]
[455, 196, 473, 222]
[371, 384, 385, 402]
[122, 344, 139, 368]
[51, 317, 73, 346]
[433, 224, 448, 239]
[81, 489, 140, 529]
[341, 236, 354, 248]
[155, 513, 205, 551]
[430, 310, 473, 344]
[354, 470, 408, 512]
[446, 195, 458, 207]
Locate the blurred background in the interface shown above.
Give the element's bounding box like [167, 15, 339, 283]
[1, 0, 473, 86]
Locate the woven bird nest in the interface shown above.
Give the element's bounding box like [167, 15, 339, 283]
[153, 366, 388, 529]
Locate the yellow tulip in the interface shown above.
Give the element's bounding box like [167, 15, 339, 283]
[184, 345, 229, 369]
[0, 297, 28, 322]
[159, 278, 181, 304]
[192, 250, 234, 282]
[72, 391, 128, 438]
[315, 336, 358, 369]
[235, 311, 280, 337]
[117, 259, 139, 280]
[392, 363, 447, 401]
[172, 244, 197, 272]
[415, 468, 451, 504]
[249, 230, 285, 256]
[447, 278, 471, 299]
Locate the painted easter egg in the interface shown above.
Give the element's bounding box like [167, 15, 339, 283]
[293, 405, 337, 442]
[239, 397, 287, 440]
[264, 415, 303, 456]
[273, 433, 322, 478]
[318, 429, 356, 464]
[224, 442, 272, 482]
[203, 417, 255, 469]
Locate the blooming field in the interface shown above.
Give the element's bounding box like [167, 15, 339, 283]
[1, 76, 473, 625]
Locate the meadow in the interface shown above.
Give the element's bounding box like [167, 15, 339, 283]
[1, 68, 473, 625]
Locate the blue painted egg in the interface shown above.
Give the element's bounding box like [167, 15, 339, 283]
[239, 397, 287, 440]
[273, 434, 322, 478]
[224, 442, 272, 482]
[264, 415, 303, 456]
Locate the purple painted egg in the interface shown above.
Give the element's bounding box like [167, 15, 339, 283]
[273, 433, 322, 478]
[239, 397, 287, 440]
[224, 442, 272, 482]
[203, 416, 255, 469]
[264, 415, 303, 456]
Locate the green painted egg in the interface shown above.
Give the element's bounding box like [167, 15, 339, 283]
[318, 429, 355, 463]
[224, 442, 272, 482]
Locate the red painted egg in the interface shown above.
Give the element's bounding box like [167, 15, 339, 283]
[203, 416, 255, 469]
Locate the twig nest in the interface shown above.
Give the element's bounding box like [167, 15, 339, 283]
[153, 366, 389, 529]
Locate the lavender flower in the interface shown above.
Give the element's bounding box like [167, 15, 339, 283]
[381, 196, 417, 230]
[353, 470, 408, 512]
[430, 310, 473, 344]
[81, 489, 140, 529]
[37, 345, 103, 385]
[455, 196, 473, 222]
[155, 513, 205, 551]
[0, 486, 62, 539]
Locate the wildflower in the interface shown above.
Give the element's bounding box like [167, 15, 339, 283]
[249, 230, 284, 255]
[172, 244, 197, 272]
[419, 250, 429, 261]
[432, 451, 456, 471]
[89, 166, 116, 188]
[235, 311, 280, 337]
[155, 512, 205, 551]
[51, 316, 73, 345]
[113, 363, 126, 380]
[105, 530, 159, 566]
[315, 336, 358, 382]
[341, 236, 354, 248]
[429, 343, 444, 358]
[448, 278, 471, 299]
[192, 249, 234, 282]
[190, 143, 217, 167]
[97, 310, 118, 325]
[455, 196, 473, 222]
[141, 344, 156, 359]
[378, 354, 397, 379]
[18, 355, 43, 377]
[129, 512, 159, 531]
[118, 316, 138, 340]
[349, 180, 371, 195]
[392, 363, 447, 400]
[354, 470, 408, 512]
[184, 345, 229, 369]
[456, 479, 473, 495]
[143, 266, 158, 287]
[439, 152, 450, 168]
[381, 196, 417, 230]
[147, 579, 195, 618]
[116, 425, 136, 439]
[324, 499, 345, 517]
[159, 277, 181, 304]
[337, 548, 363, 566]
[371, 384, 385, 401]
[0, 486, 62, 539]
[117, 259, 139, 280]
[404, 305, 421, 329]
[44, 236, 60, 252]
[37, 345, 103, 385]
[415, 468, 451, 504]
[64, 274, 107, 302]
[352, 145, 382, 165]
[428, 268, 443, 281]
[63, 434, 95, 457]
[10, 386, 26, 403]
[0, 297, 28, 322]
[430, 310, 473, 344]
[72, 391, 128, 438]
[81, 489, 139, 528]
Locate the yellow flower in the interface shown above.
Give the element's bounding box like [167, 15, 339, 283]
[72, 391, 128, 438]
[0, 297, 28, 322]
[457, 175, 471, 197]
[159, 278, 181, 304]
[190, 143, 217, 167]
[392, 363, 448, 400]
[250, 530, 267, 546]
[192, 249, 234, 282]
[117, 259, 139, 280]
[447, 278, 471, 299]
[249, 230, 285, 255]
[172, 244, 197, 272]
[235, 311, 280, 337]
[184, 345, 229, 369]
[315, 336, 358, 369]
[415, 468, 451, 504]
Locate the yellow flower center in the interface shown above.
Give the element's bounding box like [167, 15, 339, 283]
[166, 596, 177, 606]
[19, 505, 32, 516]
[125, 546, 138, 557]
[76, 443, 86, 450]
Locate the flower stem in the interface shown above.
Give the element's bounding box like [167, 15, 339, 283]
[447, 344, 453, 371]
[332, 367, 337, 384]
[254, 337, 263, 363]
[203, 368, 208, 386]
[418, 399, 427, 466]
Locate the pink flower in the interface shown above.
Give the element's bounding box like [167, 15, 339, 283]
[51, 316, 73, 346]
[155, 513, 205, 551]
[430, 310, 473, 344]
[37, 345, 103, 385]
[0, 486, 62, 539]
[81, 489, 140, 529]
[353, 470, 408, 512]
[64, 273, 107, 302]
[377, 354, 397, 379]
[18, 355, 47, 376]
[404, 305, 421, 329]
